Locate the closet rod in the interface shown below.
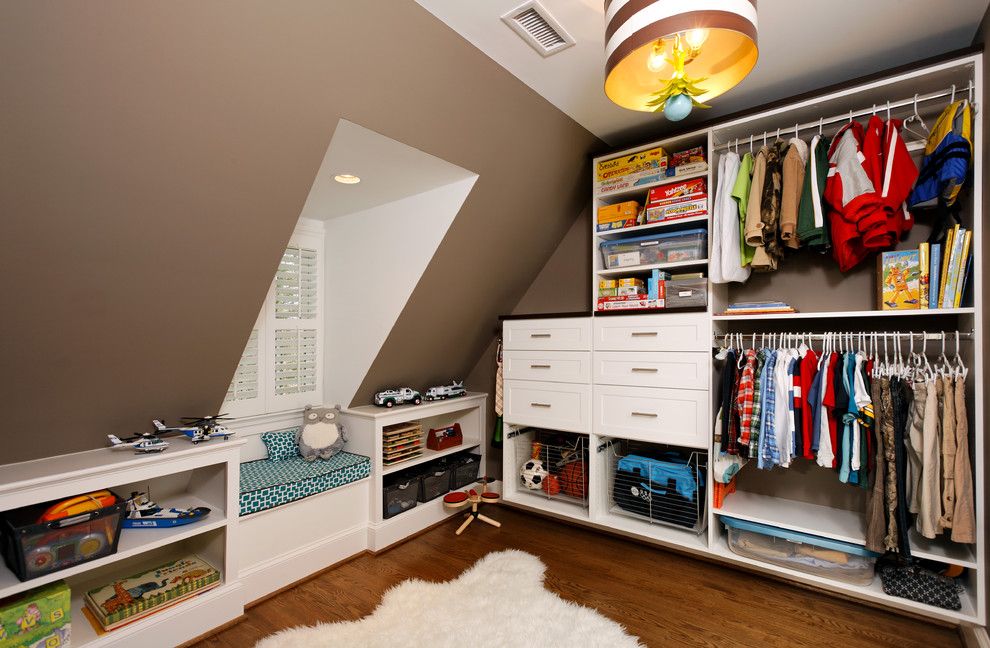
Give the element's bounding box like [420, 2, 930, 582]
[713, 330, 975, 345]
[714, 80, 974, 153]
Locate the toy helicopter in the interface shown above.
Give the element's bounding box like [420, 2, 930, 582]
[153, 415, 234, 444]
[107, 433, 169, 454]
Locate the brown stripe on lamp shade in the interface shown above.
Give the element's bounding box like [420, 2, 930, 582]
[605, 10, 758, 76]
[606, 1, 758, 43]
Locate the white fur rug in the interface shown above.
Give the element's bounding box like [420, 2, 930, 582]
[254, 550, 643, 648]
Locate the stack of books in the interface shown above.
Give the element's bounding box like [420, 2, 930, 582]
[382, 421, 423, 467]
[84, 555, 220, 633]
[721, 301, 796, 316]
[878, 227, 973, 311]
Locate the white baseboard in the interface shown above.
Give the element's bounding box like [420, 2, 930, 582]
[960, 625, 990, 648]
[240, 524, 368, 604]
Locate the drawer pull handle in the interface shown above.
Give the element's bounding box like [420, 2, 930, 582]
[631, 367, 658, 373]
[530, 333, 552, 338]
[631, 411, 658, 418]
[531, 402, 552, 408]
[631, 331, 658, 337]
[530, 364, 552, 369]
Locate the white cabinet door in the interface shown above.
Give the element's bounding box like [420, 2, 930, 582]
[503, 380, 591, 433]
[594, 384, 708, 448]
[504, 350, 591, 384]
[503, 318, 591, 351]
[593, 351, 709, 390]
[592, 313, 709, 352]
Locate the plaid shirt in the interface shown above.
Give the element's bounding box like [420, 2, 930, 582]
[748, 351, 767, 459]
[735, 349, 758, 452]
[757, 350, 781, 469]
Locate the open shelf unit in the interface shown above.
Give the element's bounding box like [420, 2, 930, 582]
[510, 52, 984, 626]
[0, 440, 245, 647]
[341, 393, 488, 551]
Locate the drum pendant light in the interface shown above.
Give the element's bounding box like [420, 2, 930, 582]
[604, 1, 759, 119]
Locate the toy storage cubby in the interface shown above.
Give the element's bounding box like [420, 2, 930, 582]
[0, 440, 245, 647]
[340, 393, 488, 551]
[504, 427, 590, 515]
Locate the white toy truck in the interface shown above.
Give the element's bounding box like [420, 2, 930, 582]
[423, 381, 466, 401]
[373, 387, 422, 408]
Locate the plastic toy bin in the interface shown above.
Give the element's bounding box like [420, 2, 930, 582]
[448, 453, 482, 490]
[417, 464, 453, 503]
[599, 229, 707, 269]
[382, 476, 418, 519]
[664, 278, 708, 309]
[1, 496, 125, 582]
[721, 516, 879, 585]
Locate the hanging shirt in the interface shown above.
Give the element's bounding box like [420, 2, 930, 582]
[732, 151, 757, 267]
[735, 349, 758, 451]
[749, 351, 768, 459]
[796, 135, 832, 251]
[711, 152, 750, 283]
[757, 350, 780, 469]
[773, 349, 793, 466]
[820, 353, 840, 469]
[808, 352, 826, 454]
[799, 348, 819, 459]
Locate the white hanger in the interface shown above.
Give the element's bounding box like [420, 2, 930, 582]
[818, 117, 824, 136]
[968, 81, 974, 103]
[886, 101, 891, 121]
[951, 84, 956, 103]
[749, 134, 754, 153]
[794, 123, 799, 138]
[954, 331, 968, 379]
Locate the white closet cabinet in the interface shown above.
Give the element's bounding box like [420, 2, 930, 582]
[502, 53, 985, 626]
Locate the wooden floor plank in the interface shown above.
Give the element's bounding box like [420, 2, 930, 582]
[191, 508, 961, 647]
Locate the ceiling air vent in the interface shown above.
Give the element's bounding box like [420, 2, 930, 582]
[501, 1, 575, 57]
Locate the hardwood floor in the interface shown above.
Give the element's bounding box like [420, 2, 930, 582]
[193, 507, 961, 648]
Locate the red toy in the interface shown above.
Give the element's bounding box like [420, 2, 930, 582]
[426, 423, 463, 451]
[541, 474, 561, 496]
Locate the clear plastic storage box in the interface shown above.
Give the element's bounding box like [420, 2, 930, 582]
[722, 516, 879, 585]
[600, 229, 707, 269]
[664, 278, 708, 309]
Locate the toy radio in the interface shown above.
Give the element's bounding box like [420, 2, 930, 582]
[1, 491, 125, 582]
[426, 423, 463, 451]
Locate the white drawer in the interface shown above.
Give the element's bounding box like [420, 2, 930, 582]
[593, 351, 709, 389]
[594, 384, 708, 448]
[503, 380, 591, 433]
[503, 350, 591, 384]
[503, 317, 591, 351]
[592, 313, 709, 352]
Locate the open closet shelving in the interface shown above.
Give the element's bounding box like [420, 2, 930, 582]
[504, 52, 984, 625]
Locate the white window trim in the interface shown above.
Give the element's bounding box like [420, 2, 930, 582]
[221, 218, 325, 421]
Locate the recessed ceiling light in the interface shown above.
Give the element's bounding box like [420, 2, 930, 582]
[334, 174, 361, 185]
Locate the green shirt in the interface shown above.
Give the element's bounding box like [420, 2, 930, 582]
[731, 151, 756, 266]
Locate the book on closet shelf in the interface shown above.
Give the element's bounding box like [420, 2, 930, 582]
[957, 251, 974, 308]
[918, 242, 929, 309]
[942, 226, 967, 308]
[878, 250, 920, 310]
[928, 244, 941, 309]
[938, 226, 957, 307]
[952, 230, 972, 308]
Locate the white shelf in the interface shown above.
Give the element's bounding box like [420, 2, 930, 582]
[594, 215, 709, 240]
[0, 494, 226, 600]
[713, 307, 975, 321]
[343, 392, 487, 420]
[595, 168, 709, 201]
[597, 259, 709, 277]
[715, 490, 977, 568]
[381, 442, 481, 475]
[505, 490, 589, 520]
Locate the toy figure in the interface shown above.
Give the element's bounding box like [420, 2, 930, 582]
[17, 604, 40, 633]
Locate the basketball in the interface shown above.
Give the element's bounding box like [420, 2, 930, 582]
[559, 462, 587, 499]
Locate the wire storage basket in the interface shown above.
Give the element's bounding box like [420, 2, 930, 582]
[510, 428, 589, 509]
[605, 439, 707, 534]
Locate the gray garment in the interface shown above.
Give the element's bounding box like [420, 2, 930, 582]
[903, 380, 927, 514]
[916, 379, 941, 539]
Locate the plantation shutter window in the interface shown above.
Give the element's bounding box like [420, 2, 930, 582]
[274, 329, 318, 396]
[226, 329, 259, 402]
[275, 245, 318, 320]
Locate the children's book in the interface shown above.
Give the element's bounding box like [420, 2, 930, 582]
[928, 244, 942, 310]
[942, 226, 967, 308]
[938, 226, 957, 307]
[953, 230, 973, 308]
[878, 250, 921, 310]
[918, 242, 929, 309]
[84, 555, 220, 631]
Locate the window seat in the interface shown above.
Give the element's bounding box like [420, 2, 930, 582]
[239, 451, 371, 516]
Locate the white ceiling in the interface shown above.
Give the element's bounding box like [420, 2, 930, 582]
[416, 0, 989, 145]
[299, 119, 477, 221]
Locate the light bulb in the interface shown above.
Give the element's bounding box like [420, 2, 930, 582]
[684, 28, 709, 50]
[646, 42, 666, 73]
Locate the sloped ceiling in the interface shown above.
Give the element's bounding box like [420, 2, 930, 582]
[416, 0, 989, 144]
[0, 1, 601, 462]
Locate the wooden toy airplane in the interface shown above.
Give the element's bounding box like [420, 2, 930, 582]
[442, 477, 500, 536]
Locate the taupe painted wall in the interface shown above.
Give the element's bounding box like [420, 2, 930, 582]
[1, 1, 601, 463]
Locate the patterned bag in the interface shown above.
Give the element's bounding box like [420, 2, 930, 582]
[878, 562, 962, 610]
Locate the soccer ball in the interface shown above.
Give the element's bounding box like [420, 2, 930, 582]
[520, 459, 547, 490]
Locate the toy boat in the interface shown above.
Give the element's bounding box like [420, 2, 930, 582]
[122, 492, 210, 528]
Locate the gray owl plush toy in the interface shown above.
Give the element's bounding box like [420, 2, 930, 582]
[299, 405, 347, 461]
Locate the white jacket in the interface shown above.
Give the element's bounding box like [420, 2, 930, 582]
[710, 152, 750, 283]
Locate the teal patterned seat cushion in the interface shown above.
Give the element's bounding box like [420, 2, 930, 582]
[239, 451, 371, 516]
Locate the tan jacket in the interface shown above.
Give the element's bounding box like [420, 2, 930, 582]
[780, 138, 808, 249]
[744, 146, 768, 248]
